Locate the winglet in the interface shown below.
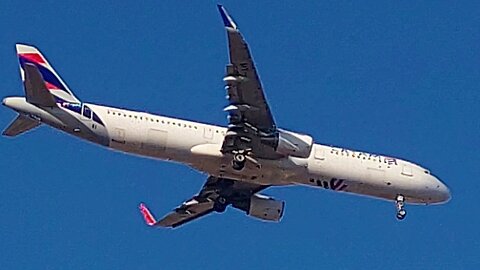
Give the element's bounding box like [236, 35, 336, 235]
[139, 203, 157, 226]
[217, 4, 237, 29]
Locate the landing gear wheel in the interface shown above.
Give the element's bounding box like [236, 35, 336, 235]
[394, 194, 407, 221]
[396, 209, 407, 220]
[217, 196, 227, 205]
[232, 162, 244, 171]
[214, 197, 227, 213]
[232, 154, 246, 171]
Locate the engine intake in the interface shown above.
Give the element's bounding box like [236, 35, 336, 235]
[248, 194, 285, 222]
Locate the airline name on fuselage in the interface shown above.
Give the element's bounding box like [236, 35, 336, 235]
[330, 147, 398, 165]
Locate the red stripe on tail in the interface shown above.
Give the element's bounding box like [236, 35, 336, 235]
[19, 53, 46, 64]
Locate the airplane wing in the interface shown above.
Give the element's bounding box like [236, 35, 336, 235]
[217, 5, 281, 160]
[139, 176, 268, 228]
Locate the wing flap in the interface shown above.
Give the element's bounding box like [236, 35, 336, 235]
[2, 114, 41, 137]
[139, 199, 215, 228]
[157, 199, 216, 228]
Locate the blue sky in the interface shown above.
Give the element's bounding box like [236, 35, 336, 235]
[1, 1, 479, 269]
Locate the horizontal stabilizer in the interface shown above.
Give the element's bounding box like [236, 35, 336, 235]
[24, 63, 57, 107]
[2, 114, 41, 137]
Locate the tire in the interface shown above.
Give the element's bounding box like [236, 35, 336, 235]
[396, 209, 406, 220]
[232, 154, 246, 170]
[234, 154, 246, 163]
[214, 197, 227, 212]
[232, 161, 245, 171]
[217, 196, 227, 204]
[214, 204, 226, 212]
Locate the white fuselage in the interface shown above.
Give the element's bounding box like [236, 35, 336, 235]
[3, 96, 451, 205]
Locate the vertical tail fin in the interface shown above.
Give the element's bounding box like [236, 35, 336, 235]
[16, 44, 80, 103]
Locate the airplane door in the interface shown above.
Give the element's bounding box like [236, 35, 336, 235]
[314, 147, 325, 161]
[203, 127, 214, 140]
[111, 128, 126, 144]
[308, 146, 325, 174]
[402, 165, 413, 176]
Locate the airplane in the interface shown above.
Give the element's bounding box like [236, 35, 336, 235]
[2, 5, 450, 228]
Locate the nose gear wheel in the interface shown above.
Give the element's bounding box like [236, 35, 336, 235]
[395, 194, 407, 220]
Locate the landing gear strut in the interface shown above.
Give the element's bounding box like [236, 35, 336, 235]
[232, 153, 246, 171]
[395, 194, 407, 220]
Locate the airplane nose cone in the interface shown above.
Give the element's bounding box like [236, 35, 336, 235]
[437, 180, 451, 203]
[429, 175, 451, 203]
[2, 97, 7, 106]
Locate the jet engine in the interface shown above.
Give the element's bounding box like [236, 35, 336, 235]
[248, 194, 285, 222]
[275, 129, 313, 158]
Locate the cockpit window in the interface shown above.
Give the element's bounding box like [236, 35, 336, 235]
[83, 105, 92, 119]
[424, 170, 430, 174]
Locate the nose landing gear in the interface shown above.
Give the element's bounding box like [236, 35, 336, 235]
[395, 194, 407, 220]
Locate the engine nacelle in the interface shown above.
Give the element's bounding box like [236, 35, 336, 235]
[248, 194, 285, 222]
[276, 129, 313, 158]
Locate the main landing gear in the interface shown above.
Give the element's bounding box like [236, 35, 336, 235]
[231, 150, 261, 171]
[232, 153, 246, 171]
[214, 196, 228, 212]
[395, 194, 407, 220]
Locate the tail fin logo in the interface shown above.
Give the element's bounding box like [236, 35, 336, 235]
[15, 44, 80, 104]
[18, 53, 46, 65]
[18, 53, 68, 92]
